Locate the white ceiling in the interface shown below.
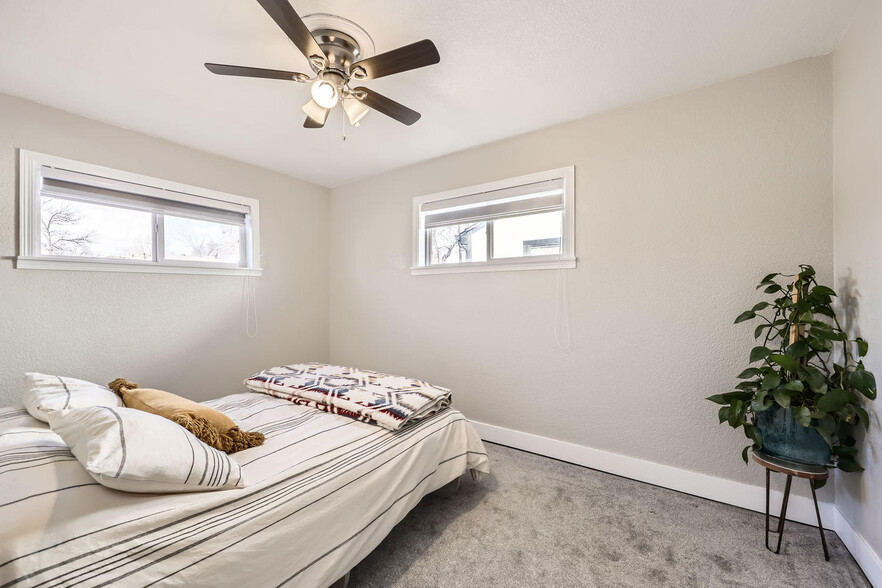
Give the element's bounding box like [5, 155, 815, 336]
[0, 0, 861, 187]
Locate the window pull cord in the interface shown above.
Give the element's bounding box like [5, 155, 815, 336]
[554, 266, 572, 351]
[243, 274, 258, 338]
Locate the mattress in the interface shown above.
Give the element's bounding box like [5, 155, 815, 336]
[0, 393, 489, 587]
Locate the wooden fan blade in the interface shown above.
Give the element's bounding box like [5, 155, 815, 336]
[304, 116, 325, 128]
[256, 0, 326, 67]
[350, 40, 439, 81]
[353, 87, 421, 125]
[204, 63, 309, 81]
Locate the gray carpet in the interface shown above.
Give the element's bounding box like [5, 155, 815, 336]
[349, 443, 869, 587]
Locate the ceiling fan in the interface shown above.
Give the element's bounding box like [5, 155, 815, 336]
[204, 0, 440, 129]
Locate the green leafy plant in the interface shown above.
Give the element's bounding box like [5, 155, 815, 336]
[708, 265, 877, 474]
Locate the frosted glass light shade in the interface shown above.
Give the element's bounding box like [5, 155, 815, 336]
[342, 98, 369, 126]
[301, 99, 330, 126]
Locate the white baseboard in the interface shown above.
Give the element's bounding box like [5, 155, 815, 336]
[471, 420, 882, 586]
[471, 421, 834, 527]
[833, 508, 882, 587]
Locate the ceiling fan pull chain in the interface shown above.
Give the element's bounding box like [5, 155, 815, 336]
[341, 105, 347, 141]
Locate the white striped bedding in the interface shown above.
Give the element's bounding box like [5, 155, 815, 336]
[0, 393, 489, 588]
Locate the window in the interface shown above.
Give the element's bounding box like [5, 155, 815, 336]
[18, 150, 260, 275]
[412, 166, 575, 274]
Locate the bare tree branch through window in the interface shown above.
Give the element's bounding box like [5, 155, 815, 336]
[429, 222, 485, 264]
[41, 198, 94, 255]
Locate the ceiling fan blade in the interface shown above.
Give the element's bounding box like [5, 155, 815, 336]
[304, 116, 325, 128]
[353, 87, 421, 126]
[350, 40, 440, 81]
[256, 0, 327, 67]
[301, 99, 329, 128]
[204, 63, 310, 82]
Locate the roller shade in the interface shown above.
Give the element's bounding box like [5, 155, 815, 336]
[39, 167, 249, 226]
[422, 178, 564, 228]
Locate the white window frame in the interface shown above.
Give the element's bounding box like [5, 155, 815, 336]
[411, 166, 576, 275]
[17, 149, 261, 276]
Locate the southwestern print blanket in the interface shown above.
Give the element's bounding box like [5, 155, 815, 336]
[244, 363, 453, 431]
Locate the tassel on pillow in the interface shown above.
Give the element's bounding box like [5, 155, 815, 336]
[108, 379, 264, 454]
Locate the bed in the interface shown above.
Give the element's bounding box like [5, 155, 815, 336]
[0, 392, 489, 587]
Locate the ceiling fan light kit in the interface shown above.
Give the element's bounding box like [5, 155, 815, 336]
[205, 0, 440, 130]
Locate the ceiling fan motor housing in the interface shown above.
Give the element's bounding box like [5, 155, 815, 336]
[312, 29, 359, 74]
[302, 14, 375, 80]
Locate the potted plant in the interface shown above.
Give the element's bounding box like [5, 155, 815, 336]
[708, 265, 877, 481]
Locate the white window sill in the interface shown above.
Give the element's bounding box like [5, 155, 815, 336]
[411, 257, 576, 275]
[16, 256, 262, 277]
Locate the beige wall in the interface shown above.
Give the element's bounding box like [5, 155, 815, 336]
[0, 93, 330, 406]
[833, 0, 882, 559]
[0, 52, 845, 505]
[329, 57, 834, 487]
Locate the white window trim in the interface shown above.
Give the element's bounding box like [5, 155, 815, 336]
[411, 166, 576, 275]
[17, 149, 262, 276]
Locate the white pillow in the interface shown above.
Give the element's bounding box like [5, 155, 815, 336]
[47, 406, 246, 493]
[23, 373, 122, 422]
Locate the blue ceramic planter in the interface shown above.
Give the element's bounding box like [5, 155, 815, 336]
[755, 405, 831, 466]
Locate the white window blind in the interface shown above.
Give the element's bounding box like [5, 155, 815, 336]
[40, 167, 248, 225]
[421, 178, 564, 228]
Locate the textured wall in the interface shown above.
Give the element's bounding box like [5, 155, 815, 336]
[832, 0, 882, 559]
[329, 58, 834, 488]
[0, 93, 330, 406]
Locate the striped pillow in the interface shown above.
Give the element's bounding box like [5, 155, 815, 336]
[23, 373, 122, 423]
[48, 406, 245, 493]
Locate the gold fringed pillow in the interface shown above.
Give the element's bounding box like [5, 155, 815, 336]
[108, 379, 264, 454]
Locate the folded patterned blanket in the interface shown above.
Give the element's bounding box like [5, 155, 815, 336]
[244, 363, 453, 431]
